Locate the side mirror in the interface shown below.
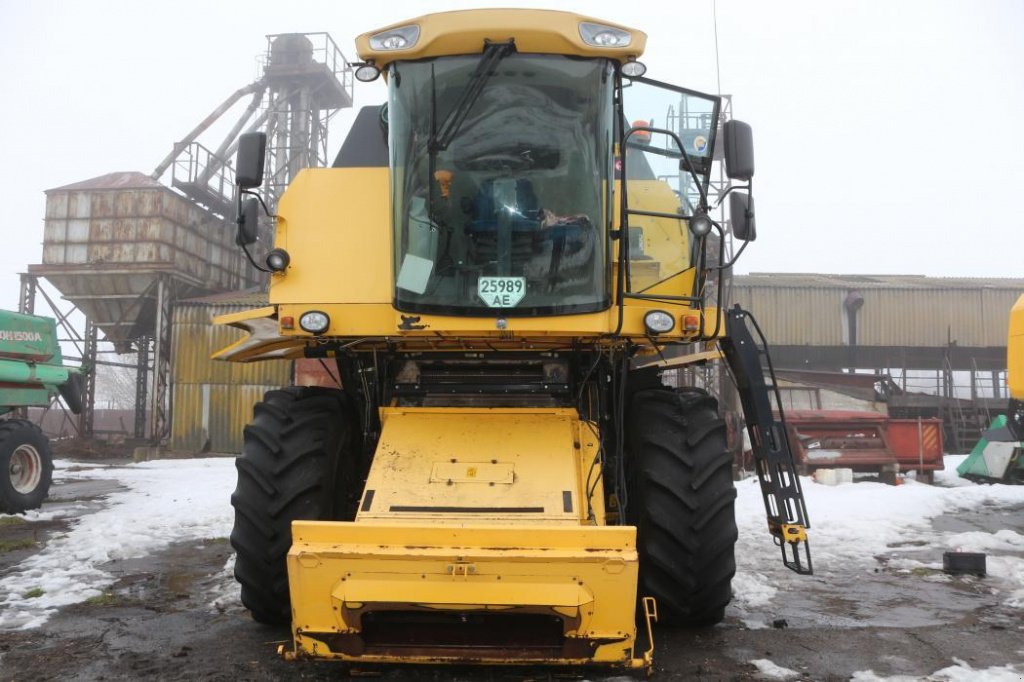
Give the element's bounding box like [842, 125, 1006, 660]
[729, 192, 756, 241]
[235, 132, 267, 189]
[722, 120, 754, 181]
[236, 197, 260, 246]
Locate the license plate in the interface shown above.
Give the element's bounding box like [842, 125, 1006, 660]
[477, 277, 526, 308]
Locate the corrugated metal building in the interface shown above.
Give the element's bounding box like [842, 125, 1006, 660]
[169, 290, 291, 453]
[731, 274, 1024, 370]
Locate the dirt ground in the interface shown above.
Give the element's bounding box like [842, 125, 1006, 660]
[1, 462, 1022, 682]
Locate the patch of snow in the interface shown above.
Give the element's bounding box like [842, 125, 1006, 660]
[943, 529, 1024, 553]
[0, 458, 236, 630]
[852, 658, 1024, 681]
[934, 455, 972, 487]
[1, 504, 91, 523]
[731, 571, 778, 608]
[731, 455, 1024, 615]
[207, 553, 240, 613]
[750, 658, 801, 679]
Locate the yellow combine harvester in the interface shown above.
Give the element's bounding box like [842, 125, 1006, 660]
[217, 9, 811, 672]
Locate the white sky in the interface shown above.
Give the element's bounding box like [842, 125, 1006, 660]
[1, 0, 1022, 313]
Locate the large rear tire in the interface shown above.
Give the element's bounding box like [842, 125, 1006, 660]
[626, 387, 737, 627]
[230, 387, 359, 625]
[0, 419, 53, 514]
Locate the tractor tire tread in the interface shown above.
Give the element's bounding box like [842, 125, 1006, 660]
[627, 387, 737, 627]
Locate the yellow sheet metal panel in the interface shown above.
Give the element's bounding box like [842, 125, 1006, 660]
[1009, 295, 1024, 400]
[172, 303, 292, 386]
[287, 521, 639, 667]
[170, 300, 291, 453]
[270, 168, 393, 305]
[356, 9, 646, 67]
[169, 383, 204, 452]
[170, 383, 281, 454]
[209, 384, 280, 453]
[359, 408, 586, 525]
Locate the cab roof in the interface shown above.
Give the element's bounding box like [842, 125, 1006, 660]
[355, 9, 646, 68]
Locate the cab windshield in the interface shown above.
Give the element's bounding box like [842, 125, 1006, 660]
[388, 54, 614, 316]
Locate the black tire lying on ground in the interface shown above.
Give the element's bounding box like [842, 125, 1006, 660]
[626, 387, 737, 627]
[0, 419, 53, 514]
[230, 386, 359, 625]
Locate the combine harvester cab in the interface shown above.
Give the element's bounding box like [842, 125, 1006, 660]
[217, 9, 811, 672]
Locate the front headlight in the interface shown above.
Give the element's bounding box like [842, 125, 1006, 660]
[644, 310, 675, 335]
[579, 22, 632, 48]
[299, 311, 330, 335]
[369, 25, 420, 51]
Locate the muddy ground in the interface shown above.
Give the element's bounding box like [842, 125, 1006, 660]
[1, 462, 1022, 682]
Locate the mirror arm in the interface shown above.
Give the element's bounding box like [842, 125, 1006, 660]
[706, 219, 751, 271]
[240, 242, 271, 273]
[241, 188, 277, 219]
[713, 180, 752, 209]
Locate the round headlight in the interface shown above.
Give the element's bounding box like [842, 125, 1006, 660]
[644, 310, 675, 335]
[299, 311, 330, 335]
[621, 60, 647, 78]
[689, 213, 713, 237]
[266, 248, 290, 272]
[354, 63, 381, 82]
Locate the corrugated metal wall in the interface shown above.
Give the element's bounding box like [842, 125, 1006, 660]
[170, 303, 291, 454]
[732, 277, 1024, 348]
[730, 286, 845, 346]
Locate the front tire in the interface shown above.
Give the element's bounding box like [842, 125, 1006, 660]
[626, 387, 737, 626]
[0, 419, 53, 514]
[230, 387, 359, 625]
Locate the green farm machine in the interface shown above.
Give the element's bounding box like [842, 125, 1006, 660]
[0, 310, 82, 513]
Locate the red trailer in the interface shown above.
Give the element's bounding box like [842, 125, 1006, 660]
[743, 410, 945, 483]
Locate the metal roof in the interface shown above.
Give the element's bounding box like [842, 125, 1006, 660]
[47, 171, 166, 192]
[735, 273, 1024, 291]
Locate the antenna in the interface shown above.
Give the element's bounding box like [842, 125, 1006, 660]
[713, 0, 722, 95]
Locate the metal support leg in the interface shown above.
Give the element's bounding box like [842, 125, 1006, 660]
[18, 274, 37, 316]
[79, 320, 97, 439]
[134, 337, 150, 439]
[149, 278, 172, 443]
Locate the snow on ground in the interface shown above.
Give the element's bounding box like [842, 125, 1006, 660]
[852, 658, 1024, 681]
[2, 452, 1023, 634]
[731, 455, 1024, 616]
[749, 658, 801, 679]
[0, 458, 236, 630]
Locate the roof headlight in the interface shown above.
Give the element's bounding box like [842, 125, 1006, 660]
[354, 63, 381, 82]
[369, 25, 420, 51]
[644, 310, 675, 335]
[299, 311, 330, 335]
[579, 22, 631, 48]
[621, 59, 647, 77]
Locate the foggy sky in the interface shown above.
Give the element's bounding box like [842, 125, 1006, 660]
[1, 0, 1021, 313]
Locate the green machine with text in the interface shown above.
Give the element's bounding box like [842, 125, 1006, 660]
[0, 310, 82, 514]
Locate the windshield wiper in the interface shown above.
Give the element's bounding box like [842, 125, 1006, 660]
[430, 39, 516, 152]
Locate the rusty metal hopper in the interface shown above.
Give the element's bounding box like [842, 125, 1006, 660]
[29, 172, 256, 350]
